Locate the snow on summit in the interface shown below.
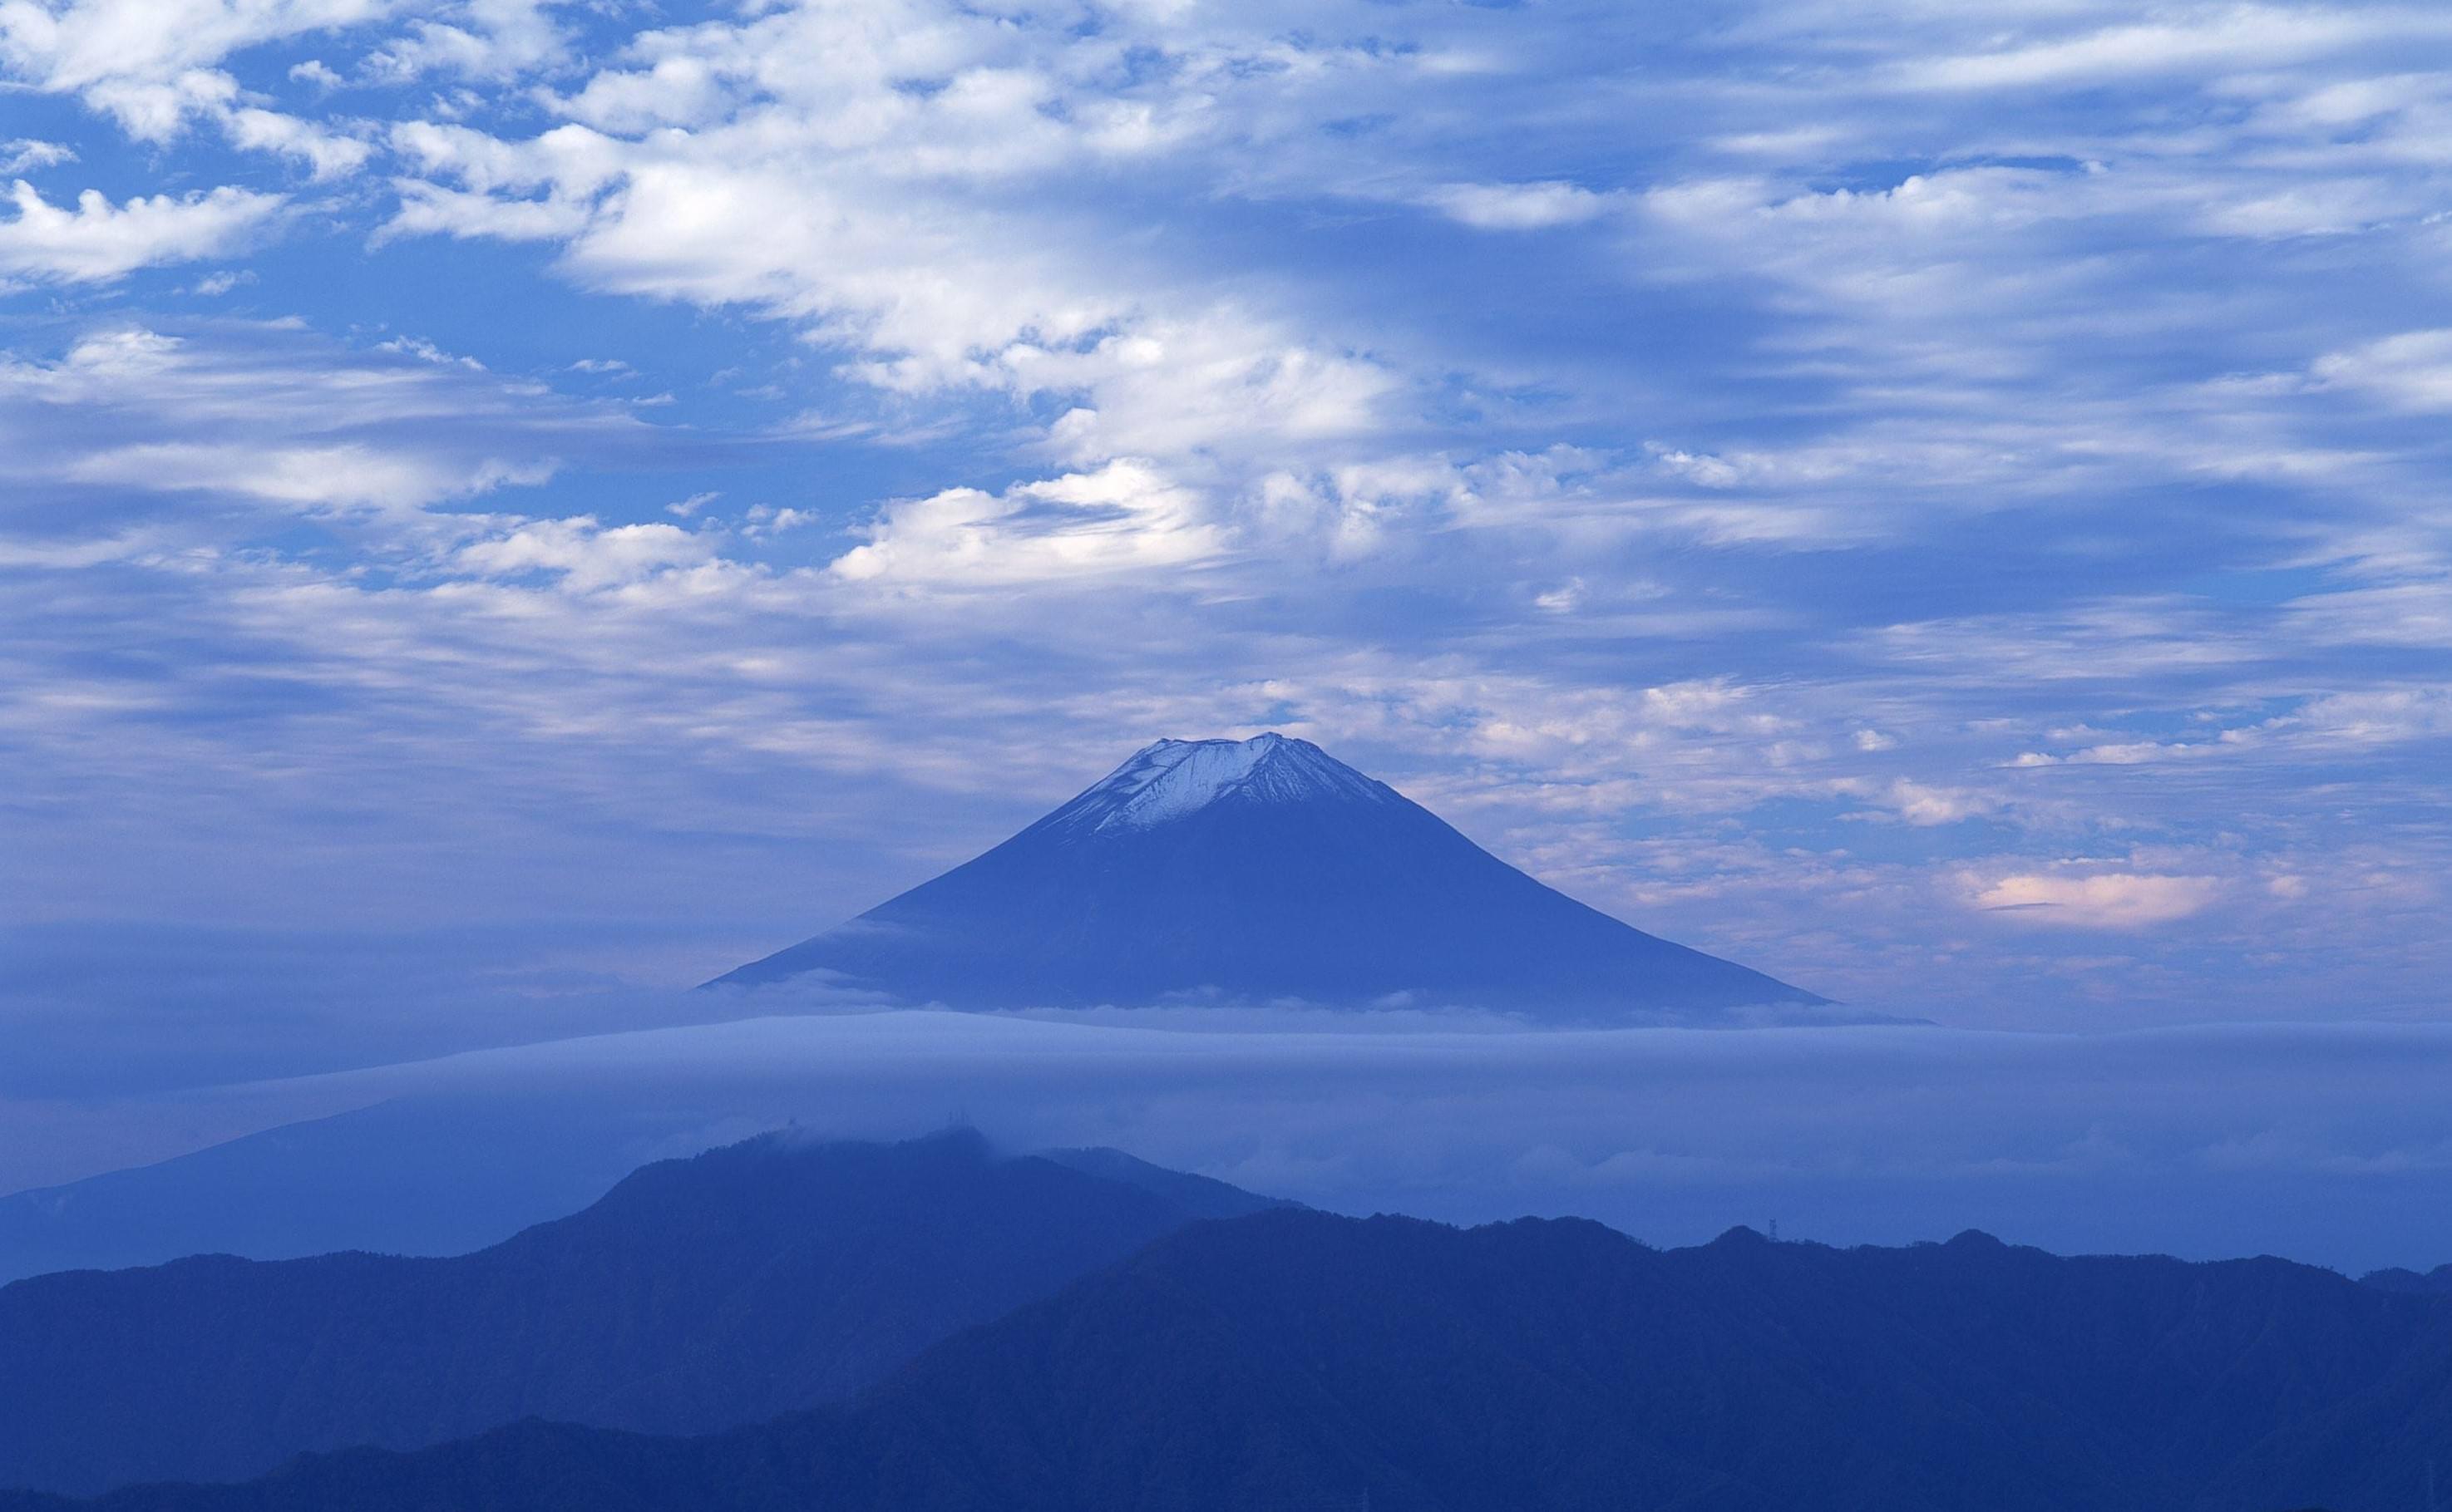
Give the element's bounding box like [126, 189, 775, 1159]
[1051, 734, 1393, 833]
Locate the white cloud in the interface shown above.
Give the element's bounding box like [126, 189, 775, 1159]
[0, 138, 74, 174]
[2011, 736, 2238, 767]
[375, 333, 483, 369]
[831, 460, 1221, 588]
[1423, 180, 1611, 230]
[67, 441, 530, 512]
[375, 8, 1411, 485]
[1968, 870, 2223, 928]
[0, 180, 281, 283]
[1533, 579, 1585, 613]
[62, 64, 374, 175]
[361, 0, 567, 84]
[0, 323, 627, 533]
[0, 0, 487, 173]
[2312, 329, 2452, 411]
[222, 103, 371, 179]
[1879, 779, 1996, 826]
[2289, 687, 2452, 746]
[2284, 582, 2452, 648]
[1897, 8, 2443, 92]
[0, 0, 396, 99]
[456, 515, 716, 591]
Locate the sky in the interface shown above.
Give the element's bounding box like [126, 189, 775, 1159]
[4, 0, 2452, 1119]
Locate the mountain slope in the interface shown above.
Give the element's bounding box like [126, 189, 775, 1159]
[0, 1130, 1275, 1495]
[717, 734, 1828, 1022]
[27, 1209, 2452, 1512]
[0, 1097, 669, 1284]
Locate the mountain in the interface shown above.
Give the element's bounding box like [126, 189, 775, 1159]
[716, 733, 1829, 1022]
[27, 1209, 2452, 1512]
[2364, 1263, 2452, 1296]
[0, 1130, 1275, 1495]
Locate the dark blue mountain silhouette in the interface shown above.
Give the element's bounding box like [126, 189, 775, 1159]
[0, 1130, 1274, 1495]
[17, 1209, 2451, 1512]
[715, 733, 1828, 1021]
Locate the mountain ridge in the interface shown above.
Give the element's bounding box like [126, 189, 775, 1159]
[17, 1204, 2452, 1512]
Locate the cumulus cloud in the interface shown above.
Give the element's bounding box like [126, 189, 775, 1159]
[0, 180, 281, 283]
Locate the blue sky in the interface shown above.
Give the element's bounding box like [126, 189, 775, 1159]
[4, 0, 2450, 1105]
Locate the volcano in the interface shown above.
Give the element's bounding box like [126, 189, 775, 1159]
[713, 733, 1828, 1022]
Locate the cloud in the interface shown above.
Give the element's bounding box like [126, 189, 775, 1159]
[32, 1011, 2452, 1274]
[2289, 687, 2452, 746]
[67, 441, 548, 512]
[373, 8, 1418, 483]
[831, 460, 1223, 588]
[1969, 871, 2223, 929]
[0, 322, 649, 538]
[0, 139, 74, 174]
[1876, 779, 1996, 826]
[0, 180, 281, 283]
[456, 515, 718, 591]
[1423, 180, 1611, 230]
[360, 0, 566, 84]
[0, 0, 396, 99]
[2312, 329, 2452, 411]
[220, 104, 370, 179]
[1897, 7, 2448, 93]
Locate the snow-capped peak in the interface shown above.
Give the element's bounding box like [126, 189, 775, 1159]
[1053, 733, 1389, 833]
